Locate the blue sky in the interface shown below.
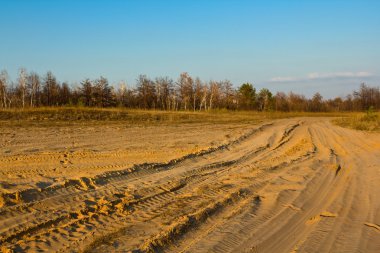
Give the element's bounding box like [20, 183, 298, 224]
[0, 0, 379, 98]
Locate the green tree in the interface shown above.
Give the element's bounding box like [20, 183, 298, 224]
[238, 83, 256, 110]
[257, 88, 273, 111]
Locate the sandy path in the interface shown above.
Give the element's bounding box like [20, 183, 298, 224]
[0, 118, 379, 253]
[0, 123, 251, 194]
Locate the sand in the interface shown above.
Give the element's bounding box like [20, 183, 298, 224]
[0, 118, 379, 252]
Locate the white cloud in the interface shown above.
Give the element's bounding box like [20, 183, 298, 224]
[270, 71, 374, 83]
[269, 76, 300, 82]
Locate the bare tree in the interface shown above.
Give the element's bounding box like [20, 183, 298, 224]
[115, 81, 128, 107]
[18, 68, 27, 108]
[80, 79, 93, 106]
[93, 77, 114, 107]
[193, 77, 203, 111]
[136, 75, 156, 109]
[60, 82, 71, 105]
[311, 92, 323, 112]
[0, 70, 9, 108]
[288, 92, 308, 112]
[274, 92, 289, 111]
[155, 77, 173, 110]
[209, 81, 221, 110]
[43, 71, 59, 106]
[28, 72, 40, 107]
[221, 80, 234, 109]
[200, 83, 208, 111]
[169, 89, 178, 111]
[354, 83, 380, 110]
[178, 72, 194, 110]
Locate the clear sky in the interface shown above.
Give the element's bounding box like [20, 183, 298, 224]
[1, 0, 379, 98]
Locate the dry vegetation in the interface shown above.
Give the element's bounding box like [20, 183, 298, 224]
[0, 107, 350, 125]
[333, 110, 380, 131]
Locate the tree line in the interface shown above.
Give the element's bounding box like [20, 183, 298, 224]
[0, 69, 379, 112]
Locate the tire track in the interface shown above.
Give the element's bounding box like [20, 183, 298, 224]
[0, 122, 281, 251]
[1, 118, 379, 253]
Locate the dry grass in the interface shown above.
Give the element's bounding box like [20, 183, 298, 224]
[0, 107, 349, 128]
[333, 112, 380, 132]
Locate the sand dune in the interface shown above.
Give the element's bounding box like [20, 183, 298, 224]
[1, 118, 379, 252]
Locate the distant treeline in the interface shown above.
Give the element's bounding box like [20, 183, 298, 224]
[0, 69, 379, 112]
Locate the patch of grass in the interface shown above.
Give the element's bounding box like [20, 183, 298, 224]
[333, 109, 380, 132]
[0, 107, 253, 127]
[0, 107, 349, 128]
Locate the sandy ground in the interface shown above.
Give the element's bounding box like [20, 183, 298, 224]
[0, 118, 379, 252]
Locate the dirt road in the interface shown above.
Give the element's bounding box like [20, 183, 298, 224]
[1, 118, 379, 252]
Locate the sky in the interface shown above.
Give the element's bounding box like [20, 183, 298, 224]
[0, 0, 379, 98]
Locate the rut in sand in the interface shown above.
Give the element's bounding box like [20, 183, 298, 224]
[0, 118, 379, 253]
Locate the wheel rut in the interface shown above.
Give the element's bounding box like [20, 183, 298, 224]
[1, 118, 379, 253]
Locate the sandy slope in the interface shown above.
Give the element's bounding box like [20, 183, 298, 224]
[0, 118, 379, 253]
